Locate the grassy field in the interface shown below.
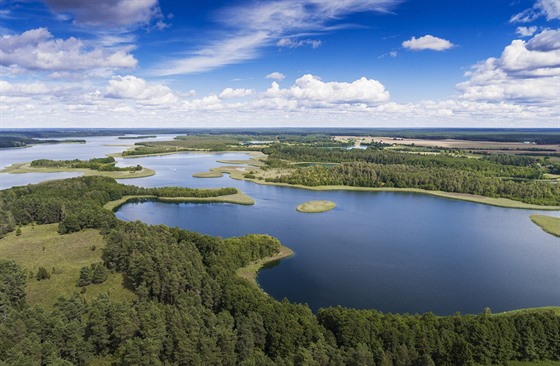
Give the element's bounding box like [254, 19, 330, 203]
[296, 200, 336, 213]
[1, 162, 156, 179]
[530, 215, 560, 237]
[236, 245, 293, 289]
[103, 190, 255, 212]
[0, 224, 135, 309]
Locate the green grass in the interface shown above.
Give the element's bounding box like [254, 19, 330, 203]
[236, 245, 293, 289]
[192, 170, 224, 178]
[0, 224, 135, 309]
[530, 214, 560, 237]
[296, 200, 336, 213]
[1, 162, 156, 179]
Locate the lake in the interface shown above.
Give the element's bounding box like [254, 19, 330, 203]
[1, 140, 558, 314]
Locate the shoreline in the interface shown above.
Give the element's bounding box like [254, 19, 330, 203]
[1, 162, 156, 180]
[103, 190, 255, 212]
[196, 163, 560, 211]
[530, 214, 560, 237]
[236, 245, 294, 289]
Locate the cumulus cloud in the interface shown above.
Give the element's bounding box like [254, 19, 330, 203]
[0, 28, 137, 73]
[526, 28, 560, 51]
[402, 35, 454, 51]
[219, 87, 254, 99]
[1, 72, 557, 128]
[277, 38, 322, 48]
[44, 0, 164, 28]
[516, 26, 538, 37]
[156, 0, 402, 75]
[266, 72, 286, 80]
[105, 75, 178, 104]
[456, 29, 559, 105]
[260, 74, 390, 108]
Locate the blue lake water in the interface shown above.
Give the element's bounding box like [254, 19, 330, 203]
[1, 139, 558, 314]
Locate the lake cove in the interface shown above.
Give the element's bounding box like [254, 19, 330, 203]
[117, 185, 560, 315]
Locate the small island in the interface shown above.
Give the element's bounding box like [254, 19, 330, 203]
[296, 200, 336, 213]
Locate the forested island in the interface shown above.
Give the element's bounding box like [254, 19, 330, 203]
[1, 157, 156, 180]
[0, 176, 559, 365]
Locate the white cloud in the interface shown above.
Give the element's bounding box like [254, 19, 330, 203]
[457, 29, 559, 105]
[266, 72, 286, 80]
[0, 80, 49, 95]
[510, 0, 560, 23]
[44, 0, 164, 28]
[0, 28, 137, 73]
[105, 75, 178, 104]
[219, 88, 254, 99]
[402, 35, 454, 51]
[516, 26, 538, 37]
[501, 38, 560, 76]
[155, 0, 402, 75]
[1, 73, 557, 128]
[155, 32, 268, 75]
[260, 74, 390, 108]
[378, 51, 398, 59]
[277, 38, 322, 49]
[526, 28, 560, 51]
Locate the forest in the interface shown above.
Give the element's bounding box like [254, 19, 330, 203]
[262, 146, 560, 206]
[0, 176, 559, 365]
[30, 157, 143, 173]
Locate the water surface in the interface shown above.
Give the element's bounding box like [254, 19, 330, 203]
[1, 142, 558, 315]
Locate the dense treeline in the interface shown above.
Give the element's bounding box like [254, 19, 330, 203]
[262, 146, 560, 206]
[268, 163, 560, 205]
[3, 128, 559, 144]
[123, 134, 350, 156]
[263, 145, 545, 179]
[30, 157, 142, 172]
[0, 136, 85, 148]
[0, 176, 238, 237]
[0, 178, 559, 365]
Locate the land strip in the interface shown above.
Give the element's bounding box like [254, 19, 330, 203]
[530, 214, 560, 237]
[1, 162, 156, 179]
[236, 245, 294, 289]
[195, 160, 560, 210]
[104, 190, 255, 211]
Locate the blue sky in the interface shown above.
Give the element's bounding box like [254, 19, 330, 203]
[1, 0, 558, 128]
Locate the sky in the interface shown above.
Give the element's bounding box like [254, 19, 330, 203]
[0, 0, 559, 128]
